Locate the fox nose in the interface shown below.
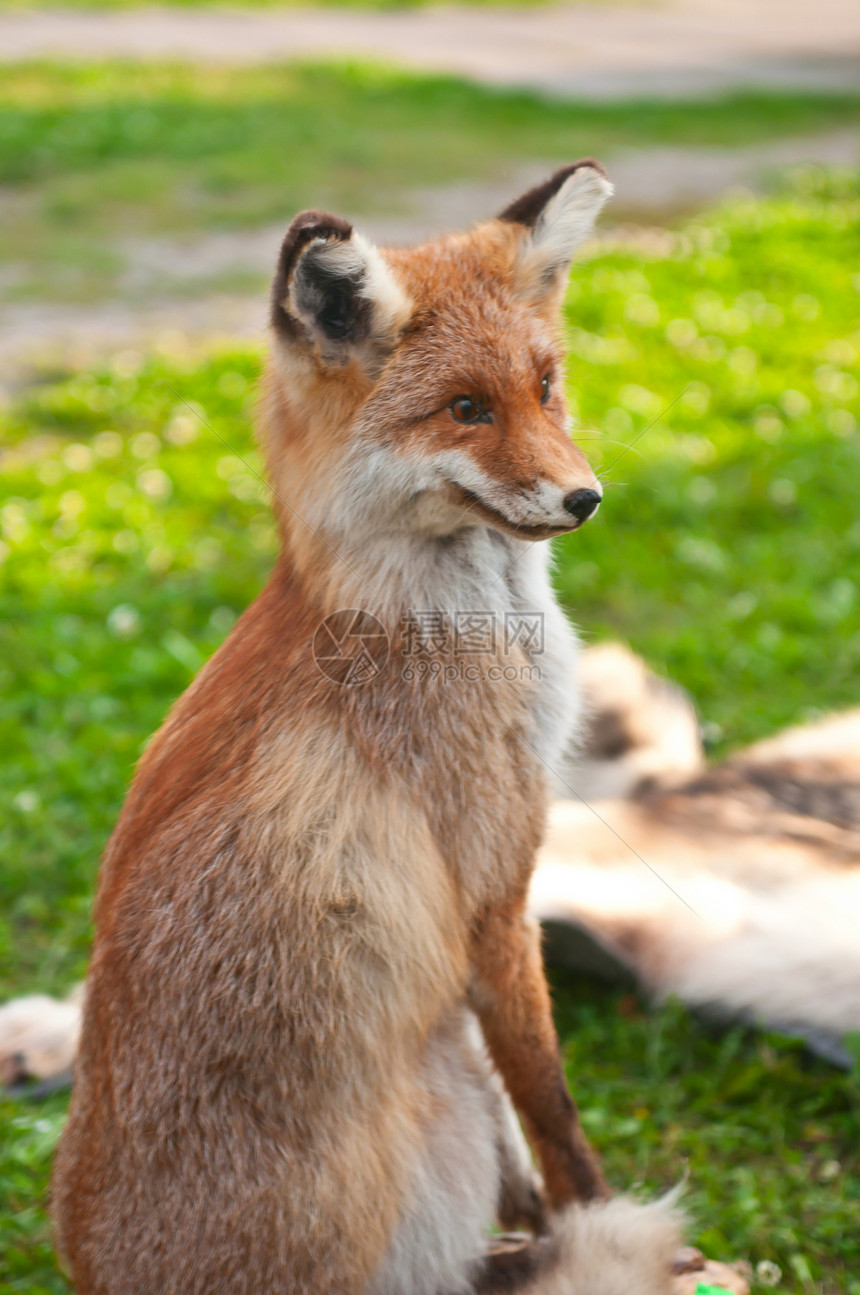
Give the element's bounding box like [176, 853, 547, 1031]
[562, 488, 602, 524]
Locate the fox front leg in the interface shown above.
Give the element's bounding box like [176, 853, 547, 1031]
[469, 900, 609, 1209]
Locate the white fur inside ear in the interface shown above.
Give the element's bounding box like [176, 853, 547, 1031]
[351, 232, 413, 341]
[284, 231, 412, 352]
[517, 166, 614, 299]
[535, 1193, 684, 1295]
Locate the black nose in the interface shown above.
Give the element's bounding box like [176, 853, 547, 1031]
[562, 488, 602, 524]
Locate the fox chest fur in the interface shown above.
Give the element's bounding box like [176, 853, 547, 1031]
[337, 533, 581, 913]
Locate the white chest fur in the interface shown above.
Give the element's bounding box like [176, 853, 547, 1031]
[343, 524, 582, 779]
[496, 536, 582, 775]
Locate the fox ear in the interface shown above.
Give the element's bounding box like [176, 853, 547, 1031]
[271, 210, 412, 375]
[499, 161, 613, 306]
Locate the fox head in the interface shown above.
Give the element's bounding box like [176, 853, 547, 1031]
[262, 161, 612, 569]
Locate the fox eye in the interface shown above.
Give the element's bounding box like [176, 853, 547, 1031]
[540, 375, 551, 404]
[450, 396, 482, 424]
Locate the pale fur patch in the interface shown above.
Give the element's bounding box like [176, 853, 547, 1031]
[436, 448, 599, 533]
[312, 502, 581, 773]
[368, 1012, 505, 1295]
[741, 706, 860, 767]
[533, 1194, 683, 1295]
[284, 231, 412, 365]
[670, 870, 860, 1038]
[0, 988, 82, 1082]
[327, 439, 592, 552]
[516, 167, 614, 302]
[533, 805, 860, 1038]
[351, 233, 414, 341]
[559, 642, 703, 801]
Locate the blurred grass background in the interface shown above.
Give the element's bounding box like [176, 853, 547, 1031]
[0, 44, 859, 1295]
[3, 63, 860, 302]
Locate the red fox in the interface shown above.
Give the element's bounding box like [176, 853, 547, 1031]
[51, 163, 685, 1294]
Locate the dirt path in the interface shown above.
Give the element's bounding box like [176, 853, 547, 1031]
[2, 0, 860, 98]
[2, 0, 858, 371]
[2, 124, 857, 375]
[93, 125, 860, 287]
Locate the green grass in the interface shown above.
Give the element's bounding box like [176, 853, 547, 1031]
[1, 170, 859, 1291]
[2, 61, 860, 300]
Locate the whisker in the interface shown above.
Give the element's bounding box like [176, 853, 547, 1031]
[599, 443, 648, 464]
[573, 437, 633, 450]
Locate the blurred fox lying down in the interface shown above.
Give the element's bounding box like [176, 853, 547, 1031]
[5, 646, 857, 1092]
[538, 644, 860, 1068]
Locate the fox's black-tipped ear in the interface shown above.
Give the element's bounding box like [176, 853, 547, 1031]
[499, 161, 613, 305]
[271, 210, 412, 374]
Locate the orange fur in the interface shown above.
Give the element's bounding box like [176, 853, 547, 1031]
[53, 163, 615, 1293]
